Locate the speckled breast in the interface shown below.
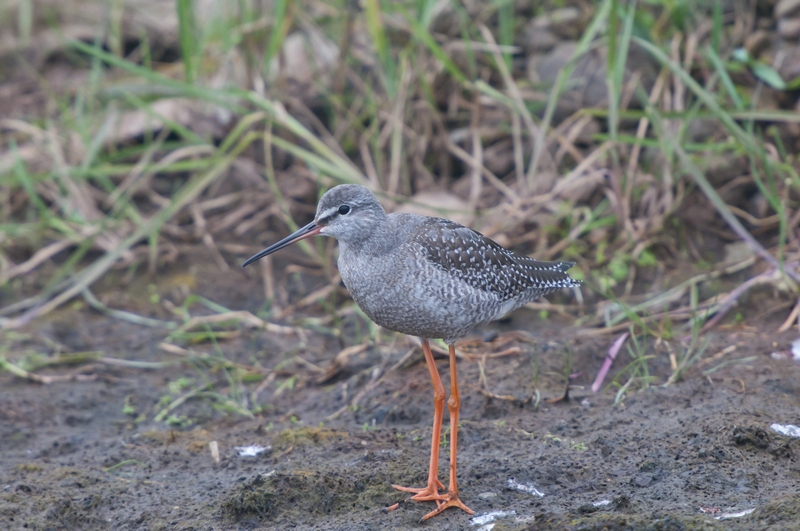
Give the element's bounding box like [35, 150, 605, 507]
[338, 249, 500, 343]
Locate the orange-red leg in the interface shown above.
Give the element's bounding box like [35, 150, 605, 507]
[393, 339, 445, 499]
[419, 344, 475, 521]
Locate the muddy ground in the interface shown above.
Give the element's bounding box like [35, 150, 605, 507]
[1, 249, 799, 531]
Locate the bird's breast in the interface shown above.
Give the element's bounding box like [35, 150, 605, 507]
[336, 249, 498, 341]
[338, 253, 398, 317]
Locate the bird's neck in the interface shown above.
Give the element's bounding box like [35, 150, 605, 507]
[338, 214, 398, 257]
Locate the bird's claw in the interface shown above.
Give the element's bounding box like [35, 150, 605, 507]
[393, 482, 445, 508]
[393, 483, 473, 520]
[392, 479, 445, 500]
[419, 493, 474, 521]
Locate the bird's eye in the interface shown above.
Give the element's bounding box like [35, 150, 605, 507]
[338, 205, 351, 215]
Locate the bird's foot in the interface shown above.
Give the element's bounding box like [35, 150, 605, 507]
[392, 479, 445, 501]
[419, 492, 474, 521]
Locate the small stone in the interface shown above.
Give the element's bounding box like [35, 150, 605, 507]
[778, 17, 800, 39]
[525, 27, 559, 53]
[779, 49, 800, 81]
[688, 117, 719, 143]
[478, 492, 498, 499]
[776, 0, 800, 19]
[549, 7, 583, 39]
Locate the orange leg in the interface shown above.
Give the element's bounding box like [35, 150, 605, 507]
[393, 338, 445, 499]
[419, 344, 475, 521]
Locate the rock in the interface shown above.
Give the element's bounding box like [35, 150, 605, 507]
[776, 0, 800, 18]
[520, 9, 585, 54]
[687, 118, 719, 143]
[528, 40, 658, 120]
[549, 7, 584, 40]
[523, 25, 559, 53]
[777, 45, 800, 82]
[778, 17, 800, 39]
[269, 31, 339, 85]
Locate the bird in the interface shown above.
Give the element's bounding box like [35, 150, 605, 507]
[242, 184, 580, 520]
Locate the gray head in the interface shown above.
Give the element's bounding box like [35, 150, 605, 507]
[314, 184, 387, 244]
[242, 184, 387, 267]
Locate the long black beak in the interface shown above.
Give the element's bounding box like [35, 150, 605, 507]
[242, 221, 323, 267]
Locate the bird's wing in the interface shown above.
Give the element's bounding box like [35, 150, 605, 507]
[408, 218, 578, 302]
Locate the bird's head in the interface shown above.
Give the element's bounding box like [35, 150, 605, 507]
[242, 184, 386, 267]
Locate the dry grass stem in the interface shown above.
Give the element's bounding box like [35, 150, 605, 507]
[181, 311, 296, 335]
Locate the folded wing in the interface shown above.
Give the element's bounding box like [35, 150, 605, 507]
[408, 218, 579, 302]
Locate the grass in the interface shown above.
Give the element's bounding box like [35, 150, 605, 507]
[1, 0, 799, 418]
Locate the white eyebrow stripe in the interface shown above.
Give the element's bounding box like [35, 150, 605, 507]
[318, 206, 339, 221]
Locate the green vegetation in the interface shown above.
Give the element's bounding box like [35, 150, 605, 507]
[1, 0, 798, 418]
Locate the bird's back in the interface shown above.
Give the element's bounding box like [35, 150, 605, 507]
[405, 216, 577, 304]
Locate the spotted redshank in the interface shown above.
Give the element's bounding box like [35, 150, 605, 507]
[243, 184, 580, 520]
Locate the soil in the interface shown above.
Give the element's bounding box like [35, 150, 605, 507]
[1, 250, 800, 531]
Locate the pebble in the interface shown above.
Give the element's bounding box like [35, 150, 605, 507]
[776, 0, 800, 40]
[779, 18, 800, 39]
[776, 0, 800, 19]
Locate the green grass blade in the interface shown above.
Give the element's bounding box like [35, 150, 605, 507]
[263, 0, 290, 76]
[176, 0, 198, 83]
[364, 0, 397, 97]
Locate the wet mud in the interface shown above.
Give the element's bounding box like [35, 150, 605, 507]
[1, 255, 799, 530]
